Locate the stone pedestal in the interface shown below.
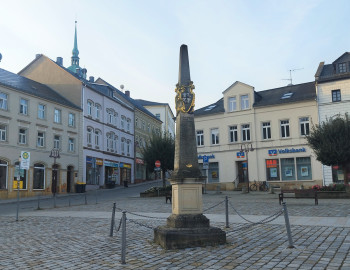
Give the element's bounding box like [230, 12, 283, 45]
[154, 179, 226, 249]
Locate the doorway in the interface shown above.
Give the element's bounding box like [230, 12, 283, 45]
[51, 164, 59, 194]
[67, 166, 73, 193]
[236, 161, 248, 184]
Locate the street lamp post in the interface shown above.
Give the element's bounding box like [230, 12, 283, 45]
[240, 143, 254, 193]
[50, 149, 60, 207]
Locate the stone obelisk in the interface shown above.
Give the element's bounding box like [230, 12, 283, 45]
[154, 44, 226, 249]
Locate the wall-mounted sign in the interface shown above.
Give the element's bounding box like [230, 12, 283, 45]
[104, 160, 119, 168]
[20, 151, 30, 170]
[268, 147, 306, 156]
[236, 152, 245, 158]
[198, 154, 215, 159]
[96, 158, 103, 166]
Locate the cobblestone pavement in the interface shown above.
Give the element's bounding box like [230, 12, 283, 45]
[1, 191, 350, 269]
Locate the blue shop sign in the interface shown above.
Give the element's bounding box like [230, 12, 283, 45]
[198, 154, 215, 159]
[268, 147, 306, 156]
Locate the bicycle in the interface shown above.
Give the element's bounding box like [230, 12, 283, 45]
[249, 180, 269, 191]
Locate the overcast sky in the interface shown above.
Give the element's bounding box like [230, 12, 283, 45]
[1, 0, 349, 111]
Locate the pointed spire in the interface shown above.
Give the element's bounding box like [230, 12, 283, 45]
[72, 21, 79, 57]
[68, 21, 81, 74]
[178, 44, 191, 85]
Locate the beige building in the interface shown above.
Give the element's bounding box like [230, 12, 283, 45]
[194, 81, 323, 190]
[0, 68, 82, 199]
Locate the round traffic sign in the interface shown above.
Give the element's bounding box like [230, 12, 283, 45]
[155, 160, 161, 168]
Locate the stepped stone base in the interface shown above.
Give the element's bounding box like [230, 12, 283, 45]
[154, 214, 226, 249]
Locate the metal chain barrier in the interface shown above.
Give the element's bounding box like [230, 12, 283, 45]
[128, 218, 156, 230]
[114, 217, 123, 233]
[203, 200, 225, 212]
[125, 211, 167, 220]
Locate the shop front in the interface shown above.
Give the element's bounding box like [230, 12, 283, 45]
[86, 156, 99, 186]
[104, 160, 119, 188]
[120, 163, 131, 186]
[135, 158, 146, 182]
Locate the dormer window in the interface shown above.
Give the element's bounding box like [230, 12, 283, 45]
[338, 62, 347, 73]
[228, 97, 236, 112]
[240, 95, 249, 110]
[281, 93, 293, 99]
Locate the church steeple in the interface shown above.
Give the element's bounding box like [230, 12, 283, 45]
[71, 21, 79, 67]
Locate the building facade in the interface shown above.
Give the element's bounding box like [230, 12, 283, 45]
[0, 68, 82, 199]
[194, 81, 323, 190]
[315, 52, 350, 185]
[136, 99, 175, 137]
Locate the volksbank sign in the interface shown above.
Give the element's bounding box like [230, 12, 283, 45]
[268, 147, 306, 156]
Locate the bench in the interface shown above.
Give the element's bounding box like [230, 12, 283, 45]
[165, 192, 172, 203]
[279, 189, 318, 205]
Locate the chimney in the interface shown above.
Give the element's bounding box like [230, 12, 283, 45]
[35, 54, 41, 59]
[56, 57, 63, 66]
[76, 68, 80, 75]
[89, 76, 94, 82]
[125, 90, 130, 97]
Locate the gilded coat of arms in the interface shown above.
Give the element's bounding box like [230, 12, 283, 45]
[175, 81, 195, 114]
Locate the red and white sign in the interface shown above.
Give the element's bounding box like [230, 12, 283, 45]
[155, 160, 161, 168]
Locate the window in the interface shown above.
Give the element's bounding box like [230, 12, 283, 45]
[121, 116, 126, 130]
[281, 93, 293, 99]
[240, 95, 249, 110]
[142, 121, 145, 130]
[114, 135, 118, 152]
[300, 117, 309, 136]
[211, 128, 219, 145]
[0, 159, 8, 189]
[37, 132, 45, 147]
[20, 98, 28, 115]
[296, 157, 312, 180]
[338, 63, 347, 73]
[280, 120, 290, 138]
[114, 113, 118, 126]
[87, 127, 93, 145]
[54, 109, 61, 123]
[242, 124, 250, 141]
[262, 122, 271, 140]
[95, 130, 101, 148]
[155, 113, 161, 120]
[87, 100, 93, 116]
[228, 97, 237, 112]
[147, 123, 151, 133]
[95, 104, 101, 120]
[121, 138, 125, 153]
[33, 163, 45, 189]
[229, 126, 238, 143]
[54, 135, 60, 149]
[68, 138, 75, 152]
[127, 140, 130, 155]
[266, 159, 280, 181]
[38, 104, 45, 119]
[19, 128, 27, 144]
[127, 119, 131, 132]
[0, 92, 8, 110]
[281, 158, 296, 181]
[14, 161, 27, 189]
[196, 130, 204, 146]
[68, 113, 75, 127]
[0, 125, 7, 141]
[135, 118, 138, 128]
[332, 90, 341, 102]
[107, 132, 115, 151]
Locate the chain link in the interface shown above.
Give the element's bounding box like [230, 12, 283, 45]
[126, 211, 167, 219]
[128, 218, 155, 230]
[114, 217, 123, 233]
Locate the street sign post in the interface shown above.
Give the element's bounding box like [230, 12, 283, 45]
[202, 156, 209, 193]
[20, 151, 30, 170]
[155, 160, 161, 168]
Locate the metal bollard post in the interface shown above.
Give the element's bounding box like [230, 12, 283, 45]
[282, 202, 294, 248]
[84, 193, 87, 205]
[110, 203, 116, 237]
[225, 196, 229, 228]
[37, 193, 41, 210]
[121, 210, 126, 264]
[53, 193, 57, 208]
[95, 189, 98, 204]
[68, 194, 71, 207]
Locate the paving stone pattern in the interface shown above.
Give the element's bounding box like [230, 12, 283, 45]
[1, 191, 350, 269]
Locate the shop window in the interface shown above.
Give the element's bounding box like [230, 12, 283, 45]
[266, 159, 280, 181]
[281, 158, 295, 181]
[200, 162, 219, 183]
[0, 159, 8, 189]
[33, 163, 45, 189]
[296, 157, 312, 180]
[14, 161, 27, 189]
[332, 165, 344, 183]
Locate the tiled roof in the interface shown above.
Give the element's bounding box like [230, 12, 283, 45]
[194, 98, 225, 116]
[0, 68, 81, 110]
[136, 99, 168, 106]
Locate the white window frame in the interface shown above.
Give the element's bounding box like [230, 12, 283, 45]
[87, 127, 93, 145]
[121, 116, 126, 130]
[0, 125, 7, 141]
[95, 130, 101, 148]
[240, 95, 249, 110]
[300, 117, 310, 136]
[68, 113, 75, 127]
[19, 128, 27, 144]
[20, 98, 28, 115]
[68, 138, 75, 152]
[95, 104, 101, 120]
[54, 109, 61, 123]
[0, 92, 8, 110]
[127, 140, 130, 155]
[37, 131, 45, 147]
[38, 104, 45, 119]
[228, 97, 237, 112]
[229, 126, 238, 143]
[262, 122, 271, 140]
[87, 100, 93, 116]
[196, 130, 204, 146]
[121, 138, 125, 153]
[242, 124, 250, 142]
[54, 135, 60, 149]
[281, 120, 290, 138]
[211, 128, 219, 145]
[33, 163, 45, 190]
[127, 119, 131, 132]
